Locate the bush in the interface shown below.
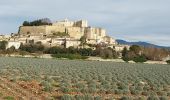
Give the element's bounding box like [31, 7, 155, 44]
[61, 94, 74, 100]
[122, 56, 130, 62]
[41, 81, 53, 92]
[166, 60, 170, 64]
[79, 48, 93, 56]
[120, 96, 131, 100]
[94, 96, 103, 100]
[159, 96, 168, 100]
[61, 87, 70, 93]
[75, 95, 84, 100]
[0, 92, 3, 97]
[19, 44, 45, 53]
[20, 74, 31, 81]
[84, 94, 94, 100]
[3, 96, 15, 100]
[167, 92, 170, 96]
[115, 89, 123, 94]
[131, 90, 141, 95]
[147, 96, 159, 100]
[133, 55, 147, 63]
[0, 41, 7, 50]
[51, 54, 88, 60]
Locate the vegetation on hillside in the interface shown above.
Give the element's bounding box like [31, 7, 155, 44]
[122, 45, 169, 63]
[22, 18, 52, 26]
[0, 41, 7, 50]
[0, 40, 169, 61]
[52, 32, 69, 37]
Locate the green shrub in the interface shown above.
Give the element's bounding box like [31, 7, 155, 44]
[20, 74, 31, 81]
[41, 81, 53, 92]
[147, 96, 159, 100]
[61, 87, 70, 93]
[51, 54, 88, 60]
[120, 96, 131, 100]
[3, 96, 15, 100]
[61, 94, 74, 100]
[159, 96, 168, 100]
[84, 94, 94, 100]
[131, 90, 141, 95]
[167, 92, 170, 96]
[133, 55, 147, 63]
[137, 97, 145, 100]
[75, 95, 84, 100]
[94, 96, 103, 100]
[122, 56, 130, 62]
[115, 89, 123, 94]
[166, 60, 170, 64]
[0, 92, 3, 97]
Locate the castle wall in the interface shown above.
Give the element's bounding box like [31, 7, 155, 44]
[19, 26, 46, 35]
[67, 27, 84, 39]
[85, 27, 106, 40]
[74, 20, 88, 27]
[45, 26, 66, 34]
[17, 19, 116, 47]
[53, 21, 74, 27]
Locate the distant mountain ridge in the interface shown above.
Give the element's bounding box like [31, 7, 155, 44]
[116, 39, 170, 49]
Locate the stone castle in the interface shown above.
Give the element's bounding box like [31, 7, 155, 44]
[1, 19, 129, 51]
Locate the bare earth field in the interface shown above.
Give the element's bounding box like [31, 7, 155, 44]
[0, 57, 170, 100]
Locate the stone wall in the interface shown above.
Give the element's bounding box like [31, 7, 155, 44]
[46, 26, 65, 34]
[67, 27, 84, 39]
[19, 26, 46, 35]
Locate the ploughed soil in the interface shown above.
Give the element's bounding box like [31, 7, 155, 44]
[0, 76, 170, 100]
[0, 77, 50, 100]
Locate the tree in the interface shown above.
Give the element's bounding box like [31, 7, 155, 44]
[79, 48, 93, 56]
[22, 19, 52, 26]
[6, 46, 16, 56]
[0, 41, 8, 50]
[19, 44, 45, 53]
[67, 46, 77, 54]
[166, 60, 170, 64]
[130, 45, 141, 55]
[133, 55, 147, 63]
[142, 47, 169, 61]
[100, 48, 113, 59]
[80, 36, 87, 48]
[122, 47, 128, 57]
[23, 21, 30, 26]
[45, 46, 63, 54]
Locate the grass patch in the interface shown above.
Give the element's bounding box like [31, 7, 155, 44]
[0, 93, 3, 97]
[3, 96, 14, 100]
[51, 54, 88, 60]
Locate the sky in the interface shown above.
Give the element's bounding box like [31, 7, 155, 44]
[0, 0, 170, 46]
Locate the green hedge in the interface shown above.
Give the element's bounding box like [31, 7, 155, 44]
[166, 60, 170, 64]
[133, 55, 147, 63]
[51, 54, 88, 60]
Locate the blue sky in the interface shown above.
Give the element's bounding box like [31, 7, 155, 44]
[0, 0, 170, 46]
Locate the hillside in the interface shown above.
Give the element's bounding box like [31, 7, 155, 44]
[116, 39, 170, 49]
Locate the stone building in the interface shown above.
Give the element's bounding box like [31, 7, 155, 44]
[10, 19, 119, 49]
[18, 19, 109, 42]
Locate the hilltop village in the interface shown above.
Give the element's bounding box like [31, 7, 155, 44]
[0, 18, 170, 63]
[1, 18, 129, 52]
